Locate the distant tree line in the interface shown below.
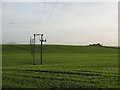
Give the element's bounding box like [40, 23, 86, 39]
[89, 43, 103, 47]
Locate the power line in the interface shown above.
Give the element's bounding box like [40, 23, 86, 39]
[35, 2, 46, 33]
[43, 2, 67, 33]
[41, 2, 57, 33]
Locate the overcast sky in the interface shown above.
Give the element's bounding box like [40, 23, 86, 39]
[2, 1, 118, 46]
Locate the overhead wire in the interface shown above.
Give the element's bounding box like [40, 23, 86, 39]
[35, 2, 46, 33]
[35, 1, 67, 35]
[40, 2, 57, 33]
[43, 2, 67, 33]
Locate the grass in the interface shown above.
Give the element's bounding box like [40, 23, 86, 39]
[2, 44, 118, 88]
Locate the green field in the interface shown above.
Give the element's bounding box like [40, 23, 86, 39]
[2, 44, 118, 88]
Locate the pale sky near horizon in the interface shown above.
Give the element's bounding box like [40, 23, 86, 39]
[2, 1, 118, 46]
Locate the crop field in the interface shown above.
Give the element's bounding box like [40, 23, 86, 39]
[2, 44, 119, 88]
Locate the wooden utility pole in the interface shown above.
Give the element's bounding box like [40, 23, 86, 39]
[30, 33, 46, 65]
[33, 34, 36, 65]
[39, 33, 46, 64]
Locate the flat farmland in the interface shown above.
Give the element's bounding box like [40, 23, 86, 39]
[2, 44, 118, 88]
